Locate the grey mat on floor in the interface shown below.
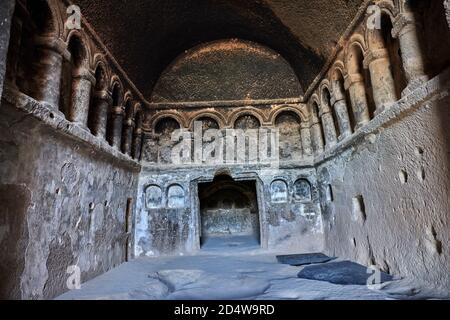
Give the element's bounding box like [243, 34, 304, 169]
[276, 253, 336, 266]
[297, 261, 394, 285]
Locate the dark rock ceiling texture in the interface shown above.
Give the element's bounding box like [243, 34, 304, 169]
[75, 0, 364, 99]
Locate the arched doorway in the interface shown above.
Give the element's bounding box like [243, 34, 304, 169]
[198, 174, 260, 249]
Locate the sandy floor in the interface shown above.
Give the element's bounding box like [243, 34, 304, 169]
[57, 237, 449, 300]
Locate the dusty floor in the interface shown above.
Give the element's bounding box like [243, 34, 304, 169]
[57, 237, 450, 300]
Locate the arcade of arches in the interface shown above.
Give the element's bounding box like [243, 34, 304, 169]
[0, 0, 449, 300]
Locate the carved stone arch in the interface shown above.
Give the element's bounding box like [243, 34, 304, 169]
[132, 102, 142, 119]
[123, 92, 134, 119]
[144, 184, 163, 209]
[199, 181, 254, 200]
[167, 184, 186, 208]
[66, 30, 92, 69]
[92, 55, 110, 91]
[345, 34, 368, 71]
[270, 179, 289, 203]
[110, 76, 124, 107]
[330, 60, 347, 82]
[189, 111, 226, 130]
[309, 94, 321, 119]
[319, 79, 332, 105]
[27, 0, 63, 36]
[269, 105, 306, 126]
[150, 112, 186, 131]
[365, 1, 398, 50]
[228, 108, 266, 128]
[345, 38, 368, 80]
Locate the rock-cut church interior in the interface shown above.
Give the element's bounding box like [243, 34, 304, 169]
[0, 0, 449, 300]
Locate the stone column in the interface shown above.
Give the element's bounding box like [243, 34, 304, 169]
[0, 0, 16, 100]
[110, 106, 124, 150]
[363, 48, 397, 114]
[121, 118, 135, 156]
[91, 90, 112, 139]
[300, 123, 313, 157]
[69, 67, 96, 127]
[392, 13, 429, 94]
[5, 12, 24, 89]
[331, 82, 352, 139]
[32, 36, 70, 110]
[310, 116, 324, 155]
[319, 103, 338, 149]
[445, 0, 450, 28]
[345, 73, 370, 130]
[132, 127, 143, 160]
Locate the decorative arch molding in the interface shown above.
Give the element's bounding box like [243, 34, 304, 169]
[228, 107, 267, 127]
[188, 111, 227, 130]
[150, 112, 187, 131]
[123, 92, 135, 118]
[133, 102, 143, 117]
[199, 181, 254, 200]
[35, 0, 64, 37]
[319, 79, 332, 105]
[270, 179, 289, 203]
[65, 29, 92, 69]
[123, 91, 134, 105]
[269, 105, 306, 126]
[364, 1, 398, 50]
[110, 75, 125, 106]
[330, 60, 347, 81]
[344, 33, 368, 69]
[167, 184, 186, 209]
[309, 93, 321, 119]
[92, 54, 111, 86]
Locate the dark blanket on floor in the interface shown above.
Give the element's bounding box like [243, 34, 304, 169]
[297, 261, 394, 285]
[276, 253, 336, 266]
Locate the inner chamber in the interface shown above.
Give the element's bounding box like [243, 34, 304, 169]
[198, 175, 260, 249]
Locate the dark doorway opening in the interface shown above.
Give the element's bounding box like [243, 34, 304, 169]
[198, 175, 260, 250]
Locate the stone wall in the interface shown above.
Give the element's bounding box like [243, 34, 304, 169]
[0, 94, 140, 299]
[0, 0, 15, 100]
[317, 73, 450, 290]
[136, 166, 323, 257]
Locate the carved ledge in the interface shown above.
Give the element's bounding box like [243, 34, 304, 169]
[1, 85, 141, 171]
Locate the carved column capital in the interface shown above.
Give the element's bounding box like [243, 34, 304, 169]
[34, 36, 71, 61]
[94, 89, 113, 104]
[73, 67, 96, 85]
[134, 127, 143, 136]
[112, 106, 124, 116]
[124, 118, 135, 128]
[344, 73, 364, 90]
[392, 13, 420, 38]
[363, 48, 390, 69]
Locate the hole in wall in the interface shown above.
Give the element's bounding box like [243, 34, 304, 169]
[49, 112, 54, 119]
[352, 195, 367, 223]
[417, 168, 425, 182]
[415, 147, 424, 157]
[399, 170, 408, 184]
[430, 226, 443, 255]
[89, 202, 95, 211]
[326, 185, 333, 202]
[104, 200, 109, 207]
[55, 188, 61, 195]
